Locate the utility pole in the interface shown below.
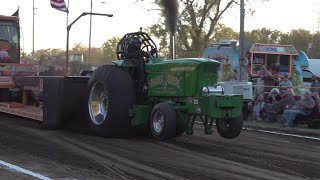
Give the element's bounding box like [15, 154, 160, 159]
[32, 0, 35, 59]
[88, 0, 93, 64]
[318, 10, 320, 32]
[239, 0, 245, 81]
[66, 12, 113, 76]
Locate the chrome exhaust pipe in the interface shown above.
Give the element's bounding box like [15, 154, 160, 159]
[172, 35, 176, 59]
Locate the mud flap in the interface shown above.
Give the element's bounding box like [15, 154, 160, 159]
[42, 77, 89, 131]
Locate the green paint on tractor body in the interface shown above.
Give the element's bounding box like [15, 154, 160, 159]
[131, 57, 243, 127]
[108, 31, 244, 139]
[146, 57, 219, 97]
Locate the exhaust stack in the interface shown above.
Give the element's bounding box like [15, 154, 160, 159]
[170, 33, 176, 59]
[160, 0, 178, 60]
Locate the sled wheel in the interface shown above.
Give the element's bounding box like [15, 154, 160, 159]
[87, 65, 135, 137]
[216, 116, 243, 139]
[150, 102, 177, 140]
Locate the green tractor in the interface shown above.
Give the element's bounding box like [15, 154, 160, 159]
[86, 31, 243, 140]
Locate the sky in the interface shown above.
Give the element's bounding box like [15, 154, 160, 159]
[0, 0, 319, 54]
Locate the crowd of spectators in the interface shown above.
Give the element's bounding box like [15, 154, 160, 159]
[250, 68, 320, 128]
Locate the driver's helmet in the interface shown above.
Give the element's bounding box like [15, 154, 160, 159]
[127, 37, 142, 51]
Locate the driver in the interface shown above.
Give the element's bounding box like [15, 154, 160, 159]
[126, 37, 148, 100]
[126, 37, 144, 60]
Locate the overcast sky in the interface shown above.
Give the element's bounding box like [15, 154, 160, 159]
[0, 0, 319, 54]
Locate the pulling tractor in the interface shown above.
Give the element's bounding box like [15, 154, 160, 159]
[0, 13, 243, 140]
[86, 31, 243, 140]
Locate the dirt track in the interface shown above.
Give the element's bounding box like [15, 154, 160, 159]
[0, 114, 319, 180]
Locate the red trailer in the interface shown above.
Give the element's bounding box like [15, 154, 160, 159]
[0, 15, 88, 128]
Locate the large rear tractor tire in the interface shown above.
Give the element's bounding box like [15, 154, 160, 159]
[87, 65, 135, 137]
[216, 116, 243, 139]
[150, 102, 177, 140]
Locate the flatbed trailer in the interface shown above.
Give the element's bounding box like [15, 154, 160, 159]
[0, 75, 89, 129]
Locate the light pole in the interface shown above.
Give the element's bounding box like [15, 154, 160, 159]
[88, 0, 93, 64]
[239, 0, 245, 81]
[66, 12, 113, 76]
[32, 0, 35, 59]
[88, 1, 106, 64]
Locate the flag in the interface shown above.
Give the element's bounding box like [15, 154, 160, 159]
[50, 0, 69, 12]
[12, 8, 19, 17]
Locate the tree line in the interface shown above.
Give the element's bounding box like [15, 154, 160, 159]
[23, 0, 320, 65]
[23, 27, 320, 66]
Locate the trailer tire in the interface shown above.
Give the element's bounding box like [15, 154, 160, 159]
[150, 102, 176, 140]
[216, 116, 243, 139]
[87, 65, 135, 137]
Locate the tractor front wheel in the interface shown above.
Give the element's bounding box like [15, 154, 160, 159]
[150, 102, 177, 140]
[216, 116, 243, 139]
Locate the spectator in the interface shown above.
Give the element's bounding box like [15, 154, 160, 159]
[252, 94, 265, 121]
[283, 90, 315, 127]
[260, 65, 276, 92]
[282, 88, 295, 98]
[267, 88, 281, 104]
[263, 88, 281, 122]
[312, 92, 320, 116]
[282, 88, 296, 109]
[310, 75, 320, 94]
[270, 59, 280, 75]
[279, 73, 292, 94]
[264, 88, 296, 123]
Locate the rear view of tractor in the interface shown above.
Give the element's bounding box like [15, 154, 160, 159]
[86, 31, 243, 140]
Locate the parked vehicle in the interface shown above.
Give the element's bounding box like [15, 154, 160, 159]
[306, 59, 320, 76]
[301, 59, 320, 89]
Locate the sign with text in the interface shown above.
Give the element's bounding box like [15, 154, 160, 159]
[250, 43, 299, 55]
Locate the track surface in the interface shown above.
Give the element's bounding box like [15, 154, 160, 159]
[0, 114, 319, 180]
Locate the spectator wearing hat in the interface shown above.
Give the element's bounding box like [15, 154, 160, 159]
[267, 88, 281, 104]
[279, 73, 292, 94]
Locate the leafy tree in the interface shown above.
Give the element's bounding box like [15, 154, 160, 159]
[245, 28, 281, 44]
[20, 51, 28, 58]
[71, 43, 88, 62]
[309, 32, 320, 58]
[33, 49, 51, 60]
[147, 0, 237, 58]
[210, 24, 239, 42]
[147, 25, 170, 57]
[50, 48, 64, 57]
[90, 47, 103, 66]
[101, 37, 121, 64]
[145, 0, 269, 58]
[279, 29, 312, 54]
